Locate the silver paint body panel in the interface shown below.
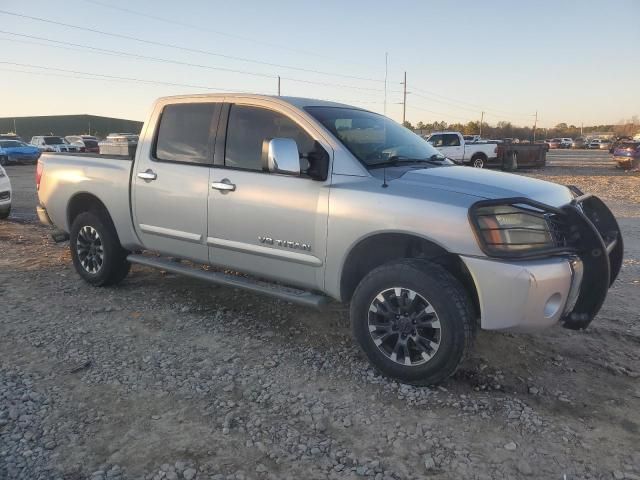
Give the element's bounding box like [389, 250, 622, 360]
[38, 93, 578, 331]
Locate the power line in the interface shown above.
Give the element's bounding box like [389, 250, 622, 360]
[406, 104, 476, 122]
[0, 61, 261, 93]
[0, 61, 386, 107]
[0, 31, 390, 94]
[83, 0, 372, 67]
[410, 85, 533, 120]
[0, 9, 385, 83]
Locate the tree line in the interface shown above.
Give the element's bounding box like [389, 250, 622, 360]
[403, 116, 639, 140]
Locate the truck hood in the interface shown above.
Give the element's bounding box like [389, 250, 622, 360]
[391, 165, 573, 207]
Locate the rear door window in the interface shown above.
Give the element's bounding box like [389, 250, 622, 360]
[154, 103, 220, 165]
[443, 134, 461, 146]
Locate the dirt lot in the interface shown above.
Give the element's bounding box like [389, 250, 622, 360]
[1, 150, 639, 480]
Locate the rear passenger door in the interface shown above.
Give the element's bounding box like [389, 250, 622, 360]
[207, 102, 331, 290]
[132, 101, 221, 263]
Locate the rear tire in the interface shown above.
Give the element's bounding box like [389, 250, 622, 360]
[70, 211, 130, 286]
[350, 259, 475, 385]
[471, 155, 485, 168]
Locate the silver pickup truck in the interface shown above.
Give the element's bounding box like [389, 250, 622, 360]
[36, 94, 623, 385]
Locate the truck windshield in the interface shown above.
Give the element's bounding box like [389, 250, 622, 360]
[305, 106, 448, 167]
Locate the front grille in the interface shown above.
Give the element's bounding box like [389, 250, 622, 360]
[0, 191, 10, 201]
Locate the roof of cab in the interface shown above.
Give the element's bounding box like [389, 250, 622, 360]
[155, 93, 363, 111]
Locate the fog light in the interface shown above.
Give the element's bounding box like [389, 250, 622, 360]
[544, 293, 563, 318]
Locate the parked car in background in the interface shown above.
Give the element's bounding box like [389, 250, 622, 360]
[0, 139, 42, 165]
[30, 136, 81, 153]
[66, 135, 100, 153]
[599, 139, 612, 150]
[612, 142, 640, 170]
[560, 138, 573, 148]
[608, 136, 633, 154]
[35, 93, 624, 385]
[0, 164, 11, 219]
[571, 138, 588, 149]
[0, 133, 23, 142]
[545, 139, 562, 149]
[425, 131, 497, 167]
[588, 139, 602, 149]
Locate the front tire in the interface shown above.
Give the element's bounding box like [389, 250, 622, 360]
[350, 260, 475, 385]
[0, 206, 10, 219]
[70, 211, 130, 286]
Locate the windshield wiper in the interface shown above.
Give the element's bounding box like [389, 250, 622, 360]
[368, 154, 446, 168]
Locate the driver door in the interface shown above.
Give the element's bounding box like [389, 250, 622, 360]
[207, 102, 331, 290]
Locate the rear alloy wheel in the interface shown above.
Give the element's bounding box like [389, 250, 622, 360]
[351, 259, 475, 385]
[76, 225, 104, 274]
[70, 211, 130, 286]
[472, 156, 485, 168]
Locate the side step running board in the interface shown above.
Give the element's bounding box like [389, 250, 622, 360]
[126, 254, 329, 310]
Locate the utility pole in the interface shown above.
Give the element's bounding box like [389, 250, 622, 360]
[13, 118, 17, 134]
[277, 76, 281, 96]
[533, 110, 538, 142]
[580, 122, 583, 137]
[401, 71, 407, 125]
[479, 111, 484, 137]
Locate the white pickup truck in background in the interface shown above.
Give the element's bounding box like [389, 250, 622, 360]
[426, 131, 497, 168]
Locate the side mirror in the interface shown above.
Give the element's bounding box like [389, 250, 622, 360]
[266, 138, 300, 176]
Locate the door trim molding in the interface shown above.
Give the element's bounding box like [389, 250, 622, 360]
[207, 236, 323, 267]
[139, 224, 203, 243]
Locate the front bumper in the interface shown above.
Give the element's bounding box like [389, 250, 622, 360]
[464, 193, 623, 331]
[461, 255, 578, 331]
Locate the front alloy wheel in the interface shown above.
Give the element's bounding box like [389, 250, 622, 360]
[368, 288, 441, 366]
[350, 260, 475, 385]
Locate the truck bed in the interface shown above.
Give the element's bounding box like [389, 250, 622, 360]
[37, 152, 137, 247]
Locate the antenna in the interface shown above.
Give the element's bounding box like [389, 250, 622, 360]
[383, 52, 388, 116]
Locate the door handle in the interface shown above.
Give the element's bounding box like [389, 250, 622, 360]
[211, 179, 236, 192]
[137, 169, 157, 181]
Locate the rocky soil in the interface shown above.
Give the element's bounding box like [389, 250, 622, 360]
[1, 153, 639, 479]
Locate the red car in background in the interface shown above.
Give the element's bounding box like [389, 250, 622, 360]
[545, 138, 562, 149]
[65, 135, 100, 153]
[613, 142, 640, 170]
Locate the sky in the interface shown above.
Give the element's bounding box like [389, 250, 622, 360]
[0, 0, 638, 128]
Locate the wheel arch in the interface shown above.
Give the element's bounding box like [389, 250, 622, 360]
[66, 192, 120, 243]
[339, 231, 480, 318]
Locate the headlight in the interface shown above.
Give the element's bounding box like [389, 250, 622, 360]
[470, 204, 556, 256]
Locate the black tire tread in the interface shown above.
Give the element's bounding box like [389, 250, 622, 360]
[350, 259, 475, 386]
[70, 210, 130, 286]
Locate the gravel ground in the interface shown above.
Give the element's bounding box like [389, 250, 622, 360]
[1, 150, 639, 480]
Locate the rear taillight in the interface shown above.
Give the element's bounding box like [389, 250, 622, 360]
[36, 160, 43, 190]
